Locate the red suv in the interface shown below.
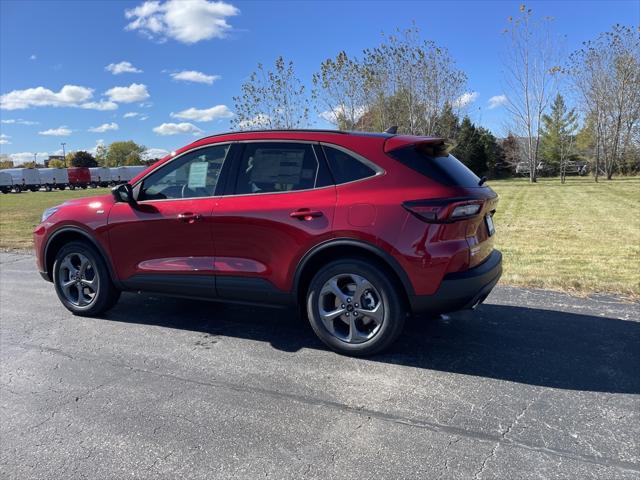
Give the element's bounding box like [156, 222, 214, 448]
[34, 130, 501, 355]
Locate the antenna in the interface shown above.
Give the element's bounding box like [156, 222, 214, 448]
[384, 126, 398, 134]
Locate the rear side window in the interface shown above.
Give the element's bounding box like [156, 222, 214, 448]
[322, 145, 377, 184]
[388, 145, 480, 188]
[235, 142, 319, 194]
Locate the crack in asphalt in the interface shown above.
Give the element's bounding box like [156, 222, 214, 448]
[7, 340, 640, 474]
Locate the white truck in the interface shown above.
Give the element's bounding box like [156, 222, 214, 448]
[89, 167, 112, 187]
[0, 171, 13, 193]
[4, 168, 41, 192]
[110, 165, 146, 184]
[38, 168, 69, 191]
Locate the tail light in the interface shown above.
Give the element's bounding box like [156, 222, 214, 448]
[403, 198, 484, 223]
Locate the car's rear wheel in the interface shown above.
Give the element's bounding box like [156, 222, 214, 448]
[53, 241, 120, 316]
[306, 259, 406, 356]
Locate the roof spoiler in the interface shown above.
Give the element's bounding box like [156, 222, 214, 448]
[383, 135, 446, 153]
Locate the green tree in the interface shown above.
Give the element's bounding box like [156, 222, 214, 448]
[232, 56, 308, 130]
[0, 159, 14, 169]
[69, 150, 98, 168]
[452, 117, 487, 175]
[433, 102, 460, 141]
[105, 141, 145, 167]
[540, 94, 578, 179]
[94, 143, 108, 166]
[47, 159, 66, 168]
[477, 127, 505, 178]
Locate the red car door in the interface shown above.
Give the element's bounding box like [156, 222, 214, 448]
[107, 144, 232, 295]
[212, 141, 336, 303]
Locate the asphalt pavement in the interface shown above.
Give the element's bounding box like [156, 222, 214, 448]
[1, 252, 638, 479]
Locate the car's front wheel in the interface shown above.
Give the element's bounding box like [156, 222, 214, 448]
[306, 259, 406, 356]
[53, 241, 120, 316]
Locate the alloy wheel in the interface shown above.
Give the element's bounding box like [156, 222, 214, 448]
[318, 273, 384, 344]
[57, 252, 99, 307]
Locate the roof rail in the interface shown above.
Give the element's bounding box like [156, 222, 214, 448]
[197, 128, 349, 142]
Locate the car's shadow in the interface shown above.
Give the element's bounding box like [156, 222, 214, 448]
[105, 293, 640, 395]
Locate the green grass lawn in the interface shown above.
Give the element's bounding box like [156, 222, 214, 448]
[489, 176, 640, 298]
[1, 177, 638, 297]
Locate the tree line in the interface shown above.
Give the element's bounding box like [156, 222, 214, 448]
[232, 8, 639, 182]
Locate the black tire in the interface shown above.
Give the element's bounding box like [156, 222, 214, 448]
[306, 259, 406, 356]
[53, 241, 120, 316]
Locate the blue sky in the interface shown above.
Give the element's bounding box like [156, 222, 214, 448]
[1, 0, 637, 163]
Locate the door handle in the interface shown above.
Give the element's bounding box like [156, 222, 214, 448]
[177, 212, 202, 224]
[290, 209, 323, 221]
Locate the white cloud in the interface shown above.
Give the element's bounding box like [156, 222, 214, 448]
[106, 61, 143, 74]
[143, 147, 170, 160]
[123, 112, 139, 118]
[237, 113, 271, 130]
[318, 105, 366, 125]
[139, 115, 149, 121]
[453, 91, 479, 109]
[38, 126, 72, 136]
[29, 54, 37, 61]
[153, 122, 203, 136]
[1, 119, 39, 125]
[171, 104, 233, 122]
[79, 100, 119, 111]
[89, 122, 119, 133]
[1, 85, 93, 110]
[488, 94, 508, 109]
[125, 0, 239, 44]
[9, 152, 50, 164]
[104, 83, 150, 103]
[170, 70, 220, 85]
[0, 134, 10, 145]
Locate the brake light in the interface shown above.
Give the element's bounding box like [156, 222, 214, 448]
[403, 198, 484, 223]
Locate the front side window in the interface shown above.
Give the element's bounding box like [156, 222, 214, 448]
[234, 142, 319, 195]
[139, 144, 230, 200]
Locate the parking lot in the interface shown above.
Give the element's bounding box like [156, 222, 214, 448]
[1, 251, 638, 479]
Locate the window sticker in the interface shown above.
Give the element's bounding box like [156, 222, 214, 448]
[188, 162, 208, 188]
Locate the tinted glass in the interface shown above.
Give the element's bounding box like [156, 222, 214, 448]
[322, 145, 377, 184]
[139, 144, 229, 200]
[235, 142, 319, 194]
[389, 145, 480, 188]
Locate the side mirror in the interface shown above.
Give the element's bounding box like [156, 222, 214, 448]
[112, 183, 136, 205]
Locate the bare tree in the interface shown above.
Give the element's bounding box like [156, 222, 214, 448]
[232, 56, 309, 130]
[312, 51, 367, 130]
[313, 26, 466, 135]
[502, 5, 560, 183]
[568, 25, 640, 181]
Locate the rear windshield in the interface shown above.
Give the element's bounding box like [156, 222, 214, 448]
[388, 145, 481, 188]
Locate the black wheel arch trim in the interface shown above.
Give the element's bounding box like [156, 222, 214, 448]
[43, 226, 122, 289]
[293, 238, 415, 297]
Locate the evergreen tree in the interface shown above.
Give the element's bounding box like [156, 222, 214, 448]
[452, 116, 487, 175]
[434, 102, 460, 141]
[540, 94, 578, 174]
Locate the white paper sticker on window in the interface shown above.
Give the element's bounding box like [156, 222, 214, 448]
[188, 162, 208, 188]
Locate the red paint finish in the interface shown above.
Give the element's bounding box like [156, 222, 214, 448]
[35, 129, 500, 307]
[213, 186, 337, 291]
[107, 198, 215, 279]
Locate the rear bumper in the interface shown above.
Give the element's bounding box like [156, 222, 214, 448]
[409, 250, 502, 314]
